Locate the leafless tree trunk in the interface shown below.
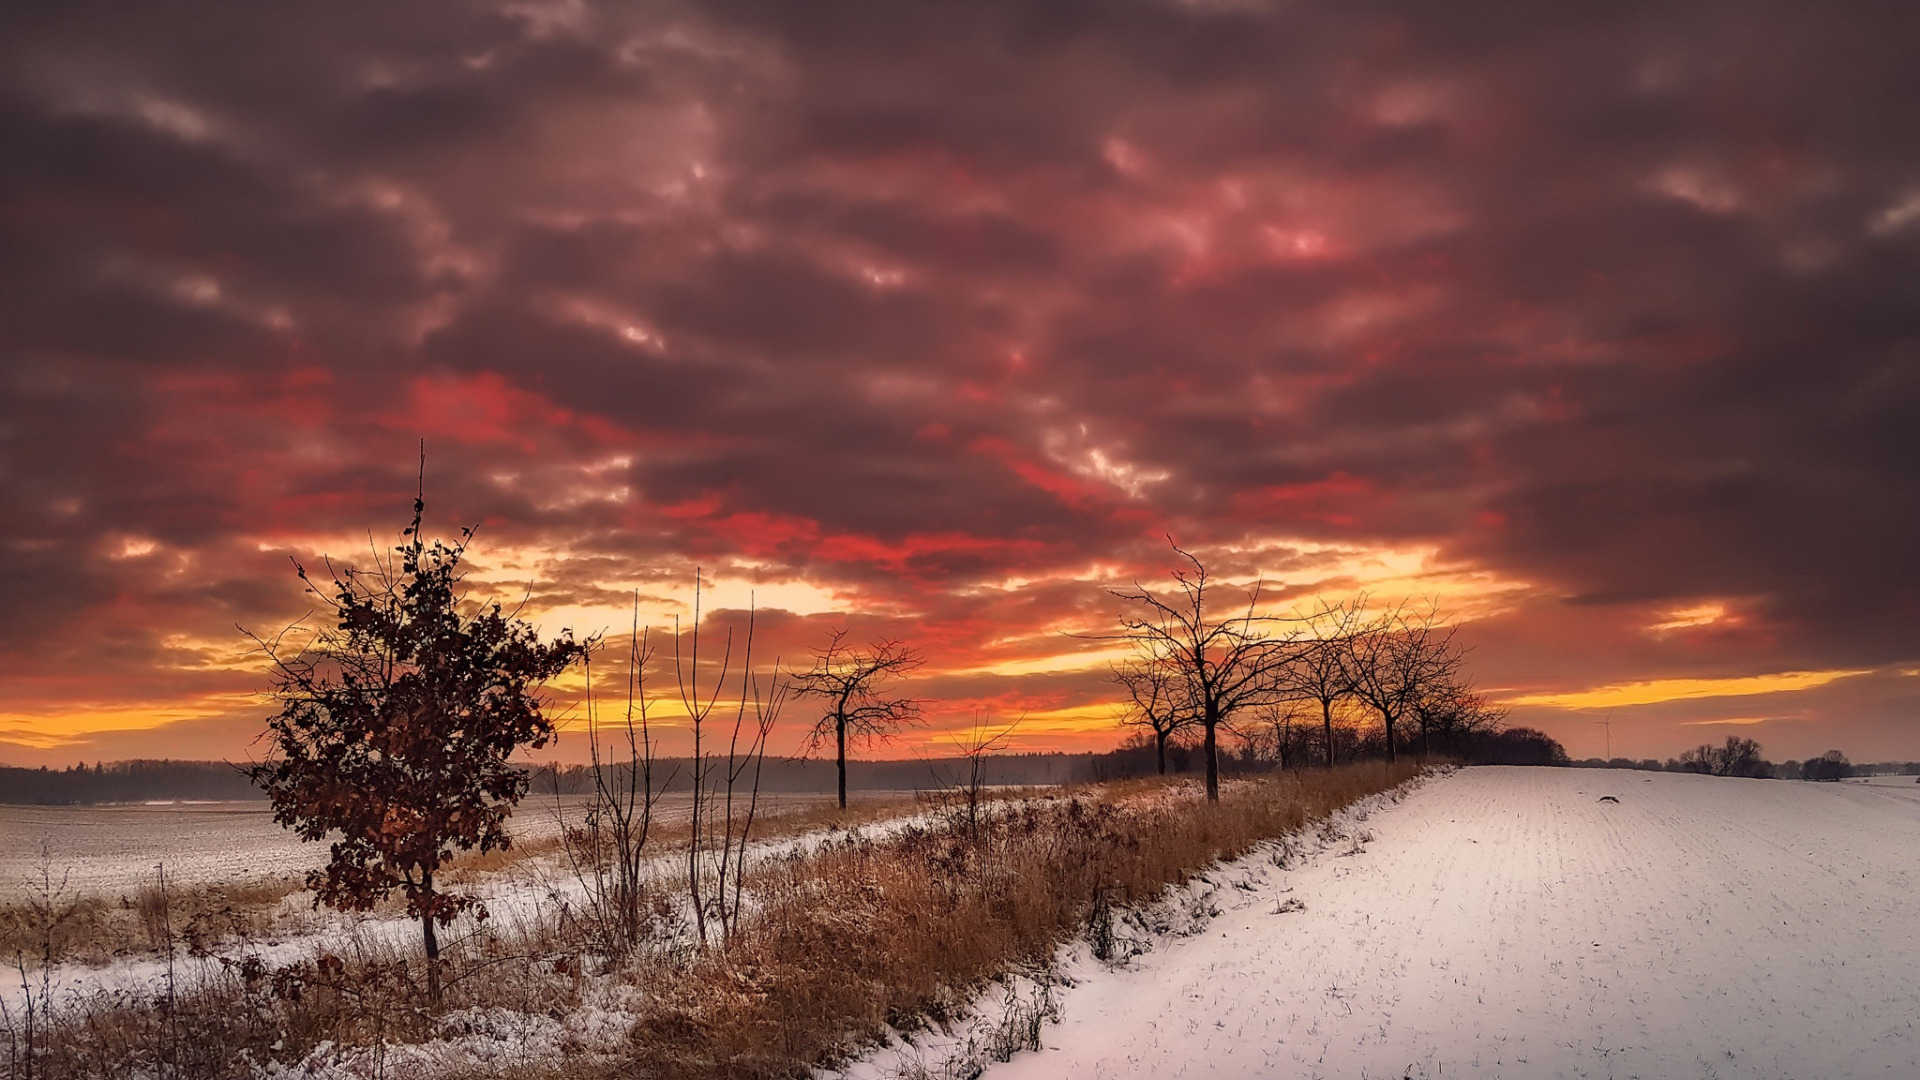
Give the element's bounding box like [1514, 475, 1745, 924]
[942, 715, 1017, 838]
[673, 569, 734, 945]
[560, 593, 676, 955]
[712, 606, 784, 943]
[1113, 653, 1194, 775]
[789, 631, 923, 809]
[668, 574, 784, 948]
[1408, 678, 1501, 759]
[1350, 603, 1461, 763]
[1102, 541, 1301, 801]
[1278, 597, 1366, 769]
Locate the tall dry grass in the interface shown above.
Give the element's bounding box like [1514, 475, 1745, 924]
[4, 763, 1422, 1080]
[635, 761, 1421, 1079]
[0, 878, 296, 970]
[0, 794, 923, 974]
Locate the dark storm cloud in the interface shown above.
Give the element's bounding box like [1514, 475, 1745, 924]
[4, 0, 1920, 760]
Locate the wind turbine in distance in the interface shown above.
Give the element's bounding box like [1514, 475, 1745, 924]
[1592, 709, 1615, 760]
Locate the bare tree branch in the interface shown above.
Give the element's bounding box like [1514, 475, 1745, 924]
[787, 630, 924, 808]
[1102, 539, 1305, 801]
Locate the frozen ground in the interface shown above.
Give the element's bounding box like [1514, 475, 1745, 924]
[0, 789, 931, 1016]
[0, 801, 326, 899]
[958, 767, 1920, 1080]
[0, 792, 853, 901]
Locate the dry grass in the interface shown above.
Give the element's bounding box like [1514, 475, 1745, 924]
[0, 794, 923, 971]
[636, 762, 1421, 1078]
[5, 763, 1423, 1080]
[445, 793, 923, 884]
[0, 878, 298, 969]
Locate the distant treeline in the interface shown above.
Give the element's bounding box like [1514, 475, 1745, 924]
[1568, 743, 1904, 781]
[529, 726, 1572, 796]
[0, 755, 1099, 804]
[0, 759, 262, 805]
[2, 727, 1572, 805]
[529, 752, 1097, 795]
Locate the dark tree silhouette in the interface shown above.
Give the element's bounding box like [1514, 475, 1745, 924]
[1349, 605, 1461, 763]
[1676, 743, 1714, 773]
[1112, 652, 1194, 775]
[1409, 681, 1505, 756]
[787, 630, 923, 808]
[1277, 598, 1365, 768]
[1680, 736, 1770, 778]
[1108, 542, 1299, 801]
[1244, 700, 1311, 771]
[247, 490, 586, 1004]
[1717, 736, 1768, 778]
[1804, 748, 1851, 781]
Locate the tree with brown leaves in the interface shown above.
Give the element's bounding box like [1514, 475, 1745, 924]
[788, 630, 923, 808]
[247, 490, 586, 1004]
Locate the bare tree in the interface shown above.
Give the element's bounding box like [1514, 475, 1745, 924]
[1248, 700, 1311, 772]
[1107, 542, 1300, 801]
[1349, 604, 1460, 762]
[1112, 652, 1194, 775]
[1277, 598, 1366, 769]
[562, 594, 674, 955]
[936, 714, 1019, 839]
[1715, 736, 1767, 778]
[671, 571, 785, 944]
[788, 630, 924, 808]
[707, 608, 785, 943]
[1409, 681, 1505, 757]
[671, 570, 731, 944]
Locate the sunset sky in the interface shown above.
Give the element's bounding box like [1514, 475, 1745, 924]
[3, 1, 1918, 768]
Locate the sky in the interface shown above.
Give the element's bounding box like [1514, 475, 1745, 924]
[3, 0, 1918, 769]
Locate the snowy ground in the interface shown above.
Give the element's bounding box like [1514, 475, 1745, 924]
[0, 792, 857, 901]
[946, 767, 1920, 1080]
[0, 801, 326, 899]
[0, 790, 932, 1016]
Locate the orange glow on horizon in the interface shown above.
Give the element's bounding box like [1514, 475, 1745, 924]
[1503, 669, 1870, 711]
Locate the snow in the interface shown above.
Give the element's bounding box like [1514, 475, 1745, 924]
[246, 999, 640, 1079]
[954, 767, 1920, 1080]
[0, 791, 938, 1016]
[0, 792, 854, 902]
[23, 768, 1920, 1078]
[0, 802, 324, 899]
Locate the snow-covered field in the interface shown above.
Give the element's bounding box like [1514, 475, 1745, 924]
[0, 789, 925, 1018]
[965, 767, 1920, 1080]
[0, 801, 325, 899]
[0, 792, 850, 901]
[17, 768, 1920, 1079]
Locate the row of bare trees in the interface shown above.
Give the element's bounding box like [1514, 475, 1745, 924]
[1107, 544, 1504, 800]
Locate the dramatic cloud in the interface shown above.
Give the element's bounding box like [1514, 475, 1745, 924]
[4, 0, 1918, 765]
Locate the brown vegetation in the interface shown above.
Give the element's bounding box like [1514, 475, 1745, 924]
[246, 489, 589, 1005]
[0, 878, 297, 970]
[0, 794, 924, 972]
[4, 764, 1420, 1080]
[638, 761, 1422, 1078]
